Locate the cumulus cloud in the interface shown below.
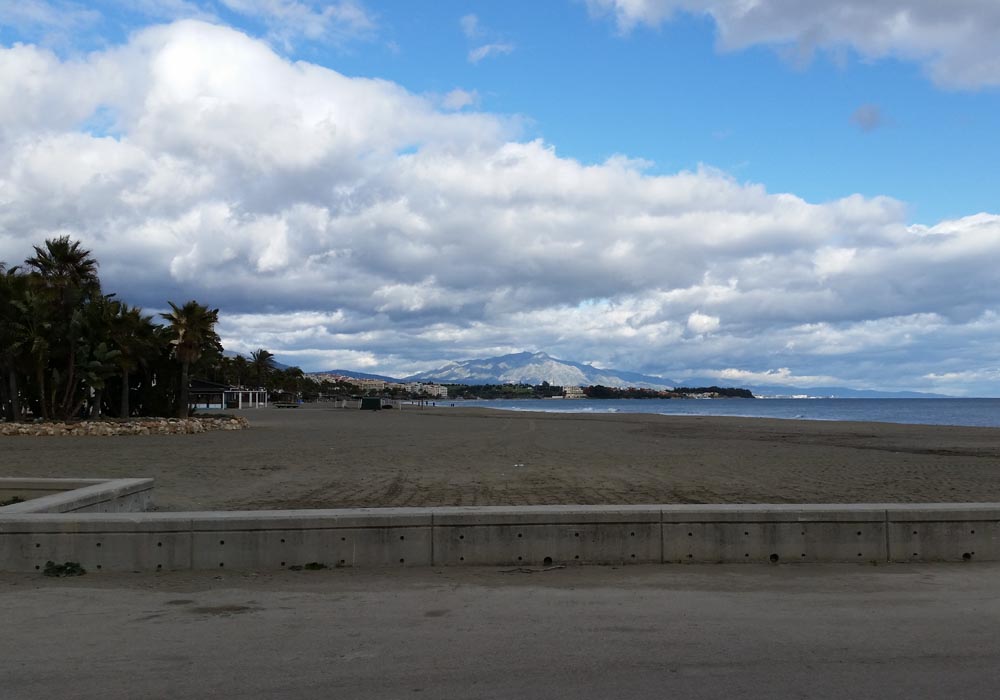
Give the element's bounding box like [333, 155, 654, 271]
[2, 20, 1000, 393]
[585, 0, 1000, 89]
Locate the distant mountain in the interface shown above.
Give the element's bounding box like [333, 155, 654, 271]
[310, 369, 404, 383]
[745, 385, 951, 399]
[404, 351, 674, 389]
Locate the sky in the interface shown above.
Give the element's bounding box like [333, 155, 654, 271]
[1, 1, 999, 395]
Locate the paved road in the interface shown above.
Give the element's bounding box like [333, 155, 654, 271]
[4, 563, 999, 699]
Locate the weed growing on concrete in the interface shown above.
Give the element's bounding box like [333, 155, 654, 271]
[288, 562, 327, 571]
[43, 561, 86, 577]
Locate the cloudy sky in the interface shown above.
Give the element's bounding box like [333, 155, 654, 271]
[2, 1, 999, 394]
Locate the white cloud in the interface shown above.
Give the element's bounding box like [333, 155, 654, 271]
[586, 0, 1000, 89]
[217, 0, 375, 46]
[441, 88, 479, 110]
[2, 20, 1000, 393]
[687, 311, 720, 335]
[469, 42, 515, 63]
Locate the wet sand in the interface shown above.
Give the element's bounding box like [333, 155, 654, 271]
[4, 404, 1000, 510]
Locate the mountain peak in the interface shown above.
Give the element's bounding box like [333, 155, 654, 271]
[404, 352, 673, 389]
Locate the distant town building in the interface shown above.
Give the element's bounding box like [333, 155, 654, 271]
[563, 386, 585, 399]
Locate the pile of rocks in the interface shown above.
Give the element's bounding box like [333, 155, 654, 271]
[0, 416, 250, 437]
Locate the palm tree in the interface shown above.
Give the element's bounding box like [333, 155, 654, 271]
[24, 236, 100, 300]
[24, 236, 101, 419]
[0, 263, 26, 420]
[109, 303, 157, 417]
[161, 301, 221, 418]
[250, 348, 275, 389]
[233, 355, 249, 387]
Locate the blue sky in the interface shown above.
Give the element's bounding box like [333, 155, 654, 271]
[2, 1, 1000, 394]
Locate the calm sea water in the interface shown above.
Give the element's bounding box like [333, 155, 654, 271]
[446, 398, 1000, 428]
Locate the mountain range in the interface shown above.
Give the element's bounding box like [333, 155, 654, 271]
[309, 351, 948, 398]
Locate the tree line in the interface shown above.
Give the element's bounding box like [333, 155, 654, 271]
[0, 237, 307, 421]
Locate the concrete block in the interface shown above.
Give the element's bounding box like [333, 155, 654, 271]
[661, 507, 888, 563]
[189, 511, 433, 569]
[433, 508, 661, 566]
[0, 515, 193, 573]
[887, 505, 1000, 562]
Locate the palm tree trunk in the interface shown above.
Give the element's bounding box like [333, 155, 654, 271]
[178, 360, 190, 418]
[120, 369, 130, 418]
[35, 361, 49, 420]
[0, 368, 9, 421]
[8, 368, 19, 421]
[92, 388, 103, 418]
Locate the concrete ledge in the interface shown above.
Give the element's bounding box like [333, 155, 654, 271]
[4, 480, 1000, 572]
[0, 478, 154, 514]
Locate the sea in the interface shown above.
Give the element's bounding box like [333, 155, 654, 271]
[444, 398, 1000, 428]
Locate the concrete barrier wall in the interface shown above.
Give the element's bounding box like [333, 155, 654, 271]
[3, 502, 1000, 573]
[0, 478, 154, 515]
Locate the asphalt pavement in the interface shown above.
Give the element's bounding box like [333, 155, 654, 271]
[4, 563, 999, 699]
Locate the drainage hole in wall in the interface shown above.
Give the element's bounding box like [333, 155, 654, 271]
[769, 553, 779, 563]
[963, 552, 973, 560]
[913, 530, 918, 535]
[517, 556, 523, 561]
[574, 532, 579, 537]
[745, 553, 749, 558]
[35, 565, 39, 570]
[800, 531, 805, 536]
[574, 555, 579, 560]
[857, 553, 862, 557]
[157, 542, 162, 547]
[400, 535, 405, 541]
[219, 562, 225, 567]
[517, 533, 523, 538]
[340, 559, 346, 565]
[156, 564, 162, 570]
[912, 552, 919, 557]
[744, 531, 749, 536]
[35, 543, 40, 548]
[219, 540, 225, 546]
[96, 565, 101, 570]
[543, 556, 553, 565]
[96, 542, 101, 547]
[399, 558, 405, 564]
[801, 553, 806, 558]
[971, 530, 976, 535]
[856, 531, 862, 536]
[688, 532, 693, 537]
[459, 557, 464, 562]
[687, 554, 693, 559]
[630, 532, 635, 537]
[280, 562, 285, 567]
[459, 535, 464, 540]
[341, 537, 346, 542]
[280, 538, 285, 543]
[630, 554, 636, 559]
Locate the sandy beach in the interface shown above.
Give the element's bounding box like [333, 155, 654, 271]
[4, 404, 1000, 510]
